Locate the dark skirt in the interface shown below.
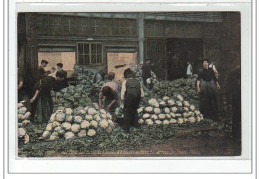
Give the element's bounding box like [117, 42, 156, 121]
[33, 92, 53, 124]
[199, 80, 218, 120]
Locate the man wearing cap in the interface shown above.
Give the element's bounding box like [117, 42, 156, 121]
[36, 60, 49, 81]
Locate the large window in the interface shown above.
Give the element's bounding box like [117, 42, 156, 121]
[77, 42, 103, 65]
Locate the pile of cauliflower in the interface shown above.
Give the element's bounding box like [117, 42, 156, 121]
[138, 95, 204, 126]
[41, 104, 116, 141]
[18, 102, 31, 144]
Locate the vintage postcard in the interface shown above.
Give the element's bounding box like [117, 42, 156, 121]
[6, 0, 253, 175]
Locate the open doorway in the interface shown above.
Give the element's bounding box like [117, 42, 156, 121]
[38, 52, 76, 78]
[166, 38, 203, 80]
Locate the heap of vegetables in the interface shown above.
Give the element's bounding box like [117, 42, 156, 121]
[18, 102, 31, 144]
[151, 75, 199, 107]
[138, 95, 203, 126]
[41, 104, 116, 141]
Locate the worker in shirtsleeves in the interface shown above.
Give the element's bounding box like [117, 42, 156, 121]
[98, 80, 119, 113]
[196, 59, 220, 121]
[121, 68, 145, 133]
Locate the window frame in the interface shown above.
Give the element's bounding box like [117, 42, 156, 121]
[76, 42, 103, 65]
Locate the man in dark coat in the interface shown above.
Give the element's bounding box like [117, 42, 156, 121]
[121, 68, 144, 132]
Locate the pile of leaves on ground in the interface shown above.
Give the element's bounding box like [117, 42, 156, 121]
[151, 75, 199, 107]
[18, 118, 223, 157]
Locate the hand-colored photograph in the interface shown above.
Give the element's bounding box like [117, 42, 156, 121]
[17, 12, 241, 157]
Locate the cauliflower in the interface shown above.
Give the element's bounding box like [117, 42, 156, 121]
[155, 120, 162, 125]
[170, 112, 176, 118]
[84, 106, 90, 111]
[163, 120, 170, 125]
[42, 131, 51, 139]
[176, 101, 183, 107]
[80, 110, 87, 115]
[184, 107, 189, 112]
[74, 116, 83, 123]
[138, 119, 144, 124]
[143, 113, 150, 119]
[145, 106, 153, 113]
[99, 119, 109, 129]
[81, 120, 90, 129]
[18, 103, 24, 108]
[190, 105, 195, 111]
[188, 117, 196, 124]
[165, 114, 171, 119]
[65, 108, 73, 115]
[194, 110, 200, 116]
[49, 135, 59, 141]
[107, 119, 115, 127]
[154, 108, 161, 114]
[85, 114, 93, 121]
[18, 114, 24, 120]
[175, 113, 182, 117]
[87, 129, 96, 136]
[169, 119, 177, 124]
[99, 109, 107, 114]
[101, 113, 107, 119]
[18, 107, 27, 114]
[49, 113, 56, 122]
[56, 113, 65, 122]
[90, 120, 98, 128]
[176, 94, 184, 101]
[77, 130, 87, 137]
[171, 107, 178, 113]
[88, 108, 97, 115]
[24, 112, 31, 119]
[196, 117, 201, 122]
[18, 128, 26, 138]
[106, 113, 112, 120]
[159, 101, 166, 107]
[45, 123, 53, 131]
[162, 96, 170, 102]
[93, 114, 101, 121]
[164, 107, 170, 114]
[92, 103, 99, 110]
[167, 99, 175, 106]
[183, 101, 190, 107]
[145, 119, 154, 126]
[65, 132, 75, 140]
[183, 112, 189, 118]
[151, 114, 158, 120]
[61, 122, 72, 131]
[65, 115, 73, 122]
[22, 120, 30, 126]
[183, 118, 188, 123]
[178, 118, 184, 125]
[137, 107, 144, 114]
[158, 114, 166, 120]
[188, 111, 194, 117]
[52, 121, 60, 128]
[106, 127, 113, 133]
[71, 124, 81, 133]
[148, 98, 159, 108]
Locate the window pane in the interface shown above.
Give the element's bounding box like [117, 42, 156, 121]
[78, 55, 83, 65]
[84, 44, 89, 54]
[91, 55, 96, 64]
[91, 44, 97, 54]
[84, 55, 90, 65]
[78, 43, 83, 54]
[97, 44, 102, 54]
[97, 55, 102, 63]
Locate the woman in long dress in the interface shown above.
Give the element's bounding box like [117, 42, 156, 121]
[30, 71, 65, 124]
[196, 59, 220, 121]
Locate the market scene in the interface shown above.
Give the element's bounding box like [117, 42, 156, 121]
[17, 12, 241, 157]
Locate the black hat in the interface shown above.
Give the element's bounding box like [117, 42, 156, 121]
[57, 63, 63, 68]
[202, 59, 210, 64]
[41, 60, 48, 64]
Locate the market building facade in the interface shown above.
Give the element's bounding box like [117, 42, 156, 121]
[18, 12, 240, 82]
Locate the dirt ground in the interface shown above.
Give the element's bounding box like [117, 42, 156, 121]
[56, 135, 241, 157]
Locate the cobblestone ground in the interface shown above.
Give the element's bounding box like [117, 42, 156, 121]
[56, 135, 241, 157]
